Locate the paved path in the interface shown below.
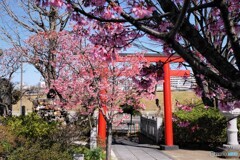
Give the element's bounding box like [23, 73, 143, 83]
[111, 138, 231, 160]
[162, 149, 229, 160]
[112, 139, 173, 160]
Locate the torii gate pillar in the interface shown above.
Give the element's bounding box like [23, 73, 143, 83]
[163, 62, 173, 145]
[98, 73, 107, 146]
[98, 54, 185, 149]
[98, 106, 106, 146]
[161, 62, 179, 150]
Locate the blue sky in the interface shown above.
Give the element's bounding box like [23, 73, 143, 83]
[0, 41, 42, 86]
[13, 64, 42, 86]
[0, 29, 42, 86]
[0, 1, 44, 86]
[0, 1, 186, 86]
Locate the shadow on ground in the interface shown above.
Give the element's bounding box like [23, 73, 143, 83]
[112, 132, 237, 160]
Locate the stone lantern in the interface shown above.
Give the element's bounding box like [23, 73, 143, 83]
[221, 108, 240, 150]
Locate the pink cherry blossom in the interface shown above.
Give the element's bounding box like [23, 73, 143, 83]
[178, 121, 190, 127]
[191, 125, 199, 132]
[50, 0, 63, 7]
[132, 5, 155, 18]
[25, 29, 157, 122]
[33, 0, 240, 115]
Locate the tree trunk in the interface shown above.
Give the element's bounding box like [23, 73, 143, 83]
[193, 69, 214, 107]
[106, 123, 112, 160]
[130, 114, 133, 134]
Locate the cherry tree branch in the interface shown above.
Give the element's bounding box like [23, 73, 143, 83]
[66, 0, 126, 23]
[188, 1, 217, 13]
[1, 0, 38, 33]
[169, 0, 190, 38]
[159, 0, 240, 80]
[168, 38, 239, 93]
[217, 0, 240, 69]
[118, 9, 167, 39]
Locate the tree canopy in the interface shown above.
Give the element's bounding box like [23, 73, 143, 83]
[33, 0, 240, 111]
[0, 0, 71, 87]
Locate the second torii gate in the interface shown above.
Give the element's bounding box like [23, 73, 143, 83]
[98, 54, 190, 149]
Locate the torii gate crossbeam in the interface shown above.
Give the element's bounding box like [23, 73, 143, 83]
[98, 54, 189, 149]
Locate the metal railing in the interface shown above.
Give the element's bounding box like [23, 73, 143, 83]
[140, 116, 163, 143]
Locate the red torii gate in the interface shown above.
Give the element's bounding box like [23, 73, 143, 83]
[98, 54, 190, 149]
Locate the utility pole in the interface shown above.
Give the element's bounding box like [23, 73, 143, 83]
[20, 56, 23, 115]
[0, 49, 3, 56]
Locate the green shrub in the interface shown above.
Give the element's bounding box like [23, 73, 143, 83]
[0, 114, 70, 159]
[7, 142, 72, 160]
[0, 113, 103, 160]
[5, 113, 57, 140]
[0, 124, 25, 158]
[173, 104, 227, 146]
[70, 146, 105, 160]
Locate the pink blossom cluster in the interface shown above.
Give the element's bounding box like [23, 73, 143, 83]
[25, 28, 157, 121]
[0, 48, 22, 79]
[218, 100, 240, 111]
[51, 48, 153, 120]
[133, 62, 164, 95]
[192, 74, 240, 111]
[173, 116, 199, 132]
[71, 14, 88, 25]
[82, 0, 106, 7]
[175, 100, 192, 112]
[178, 121, 190, 127]
[35, 0, 64, 7]
[32, 0, 240, 113]
[132, 5, 155, 19]
[191, 125, 199, 132]
[89, 22, 140, 49]
[113, 114, 130, 126]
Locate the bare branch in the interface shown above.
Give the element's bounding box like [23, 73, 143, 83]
[188, 1, 217, 13]
[217, 0, 240, 69]
[1, 0, 38, 33]
[168, 0, 190, 38]
[168, 38, 236, 91]
[159, 0, 240, 80]
[60, 14, 70, 31]
[67, 0, 127, 23]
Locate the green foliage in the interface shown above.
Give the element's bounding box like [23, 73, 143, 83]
[121, 104, 141, 116]
[0, 125, 20, 157]
[7, 142, 72, 160]
[5, 113, 57, 140]
[11, 90, 21, 105]
[173, 105, 227, 145]
[71, 147, 105, 160]
[1, 141, 13, 154]
[0, 113, 102, 159]
[0, 78, 21, 107]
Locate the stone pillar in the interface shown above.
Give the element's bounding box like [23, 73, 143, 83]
[221, 109, 240, 150]
[90, 110, 98, 149]
[156, 117, 163, 143]
[227, 116, 239, 145]
[90, 127, 97, 149]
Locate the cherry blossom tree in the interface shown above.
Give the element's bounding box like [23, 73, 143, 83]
[0, 48, 21, 80]
[34, 0, 240, 111]
[26, 27, 160, 159]
[0, 0, 71, 87]
[0, 48, 22, 116]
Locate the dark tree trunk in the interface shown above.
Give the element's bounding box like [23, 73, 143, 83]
[193, 69, 214, 107]
[106, 122, 112, 160]
[130, 114, 133, 134]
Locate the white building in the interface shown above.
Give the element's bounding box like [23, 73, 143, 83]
[156, 76, 196, 91]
